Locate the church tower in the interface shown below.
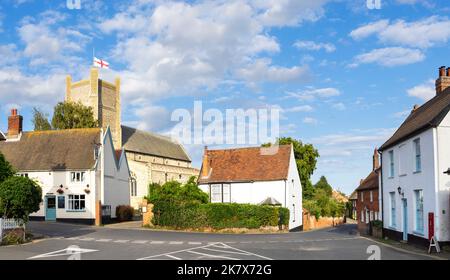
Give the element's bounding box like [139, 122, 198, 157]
[65, 68, 122, 148]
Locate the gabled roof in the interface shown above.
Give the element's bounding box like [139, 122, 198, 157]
[198, 145, 292, 184]
[349, 190, 358, 201]
[0, 128, 101, 171]
[356, 168, 380, 192]
[380, 89, 450, 151]
[121, 125, 191, 162]
[0, 131, 5, 141]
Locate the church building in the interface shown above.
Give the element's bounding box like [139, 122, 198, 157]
[65, 69, 199, 208]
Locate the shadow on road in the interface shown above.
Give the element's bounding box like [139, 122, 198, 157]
[326, 224, 358, 236]
[28, 221, 96, 238]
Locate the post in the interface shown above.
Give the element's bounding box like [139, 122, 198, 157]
[95, 200, 102, 226]
[0, 218, 3, 240]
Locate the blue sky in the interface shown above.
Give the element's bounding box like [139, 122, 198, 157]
[1, 0, 450, 195]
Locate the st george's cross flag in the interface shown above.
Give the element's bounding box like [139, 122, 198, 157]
[93, 57, 110, 69]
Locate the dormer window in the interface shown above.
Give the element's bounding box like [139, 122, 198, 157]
[71, 172, 85, 182]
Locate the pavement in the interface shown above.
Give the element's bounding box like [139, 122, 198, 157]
[0, 221, 444, 260]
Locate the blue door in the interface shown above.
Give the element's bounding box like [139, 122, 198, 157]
[402, 199, 408, 241]
[45, 195, 56, 221]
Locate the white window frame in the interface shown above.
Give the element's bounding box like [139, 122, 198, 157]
[370, 191, 373, 202]
[130, 178, 137, 197]
[67, 194, 86, 211]
[390, 192, 396, 227]
[388, 150, 395, 178]
[398, 144, 407, 176]
[210, 184, 231, 203]
[414, 189, 424, 234]
[361, 210, 364, 222]
[413, 138, 422, 173]
[361, 191, 364, 202]
[70, 171, 86, 183]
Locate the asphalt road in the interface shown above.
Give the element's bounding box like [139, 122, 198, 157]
[0, 222, 437, 260]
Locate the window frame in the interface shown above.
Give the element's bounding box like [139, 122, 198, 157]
[67, 194, 86, 212]
[388, 150, 395, 178]
[210, 184, 231, 203]
[70, 171, 86, 183]
[389, 192, 396, 227]
[413, 138, 422, 173]
[414, 189, 424, 234]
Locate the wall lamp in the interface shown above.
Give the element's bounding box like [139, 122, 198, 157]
[397, 186, 404, 197]
[444, 168, 450, 175]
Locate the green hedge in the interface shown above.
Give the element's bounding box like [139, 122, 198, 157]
[152, 201, 289, 229]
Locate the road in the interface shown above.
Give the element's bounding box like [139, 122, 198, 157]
[0, 222, 437, 260]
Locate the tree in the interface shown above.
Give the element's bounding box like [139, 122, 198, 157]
[51, 102, 98, 130]
[148, 177, 208, 204]
[0, 176, 42, 221]
[0, 153, 15, 184]
[314, 176, 333, 197]
[263, 137, 319, 200]
[32, 107, 52, 131]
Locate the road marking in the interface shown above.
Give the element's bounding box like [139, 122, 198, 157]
[28, 246, 98, 260]
[66, 237, 79, 240]
[95, 239, 112, 242]
[203, 247, 252, 256]
[114, 240, 130, 243]
[169, 241, 183, 245]
[187, 250, 240, 260]
[166, 254, 182, 260]
[78, 238, 95, 241]
[150, 241, 165, 244]
[132, 240, 148, 244]
[188, 242, 202, 245]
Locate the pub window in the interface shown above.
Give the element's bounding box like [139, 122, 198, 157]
[67, 194, 86, 211]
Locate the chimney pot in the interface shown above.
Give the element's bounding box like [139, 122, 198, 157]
[439, 66, 446, 77]
[201, 146, 210, 178]
[7, 109, 23, 138]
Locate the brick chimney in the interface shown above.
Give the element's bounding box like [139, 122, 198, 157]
[436, 66, 450, 94]
[8, 109, 23, 138]
[201, 146, 210, 178]
[373, 148, 380, 171]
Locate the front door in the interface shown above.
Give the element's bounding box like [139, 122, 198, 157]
[402, 199, 408, 241]
[45, 195, 56, 221]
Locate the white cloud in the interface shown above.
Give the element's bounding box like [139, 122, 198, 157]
[284, 105, 314, 113]
[293, 40, 336, 52]
[332, 102, 346, 111]
[133, 105, 172, 132]
[303, 117, 318, 125]
[351, 47, 425, 67]
[350, 17, 450, 49]
[407, 79, 435, 101]
[286, 87, 341, 101]
[0, 44, 20, 66]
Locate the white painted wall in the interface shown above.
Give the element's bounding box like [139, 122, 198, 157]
[286, 146, 303, 229]
[381, 124, 450, 242]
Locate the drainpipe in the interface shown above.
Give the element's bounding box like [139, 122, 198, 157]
[379, 151, 384, 236]
[284, 179, 287, 207]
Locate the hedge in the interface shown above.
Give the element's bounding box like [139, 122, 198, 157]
[151, 201, 289, 229]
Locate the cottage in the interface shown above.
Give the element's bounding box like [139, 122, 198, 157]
[379, 66, 450, 246]
[198, 145, 302, 231]
[0, 110, 131, 224]
[354, 148, 380, 235]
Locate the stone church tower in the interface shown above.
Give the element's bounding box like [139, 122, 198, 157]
[65, 68, 122, 148]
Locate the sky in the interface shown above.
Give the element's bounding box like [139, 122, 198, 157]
[1, 0, 450, 195]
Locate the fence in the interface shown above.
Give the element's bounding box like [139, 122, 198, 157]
[0, 218, 25, 240]
[101, 205, 112, 224]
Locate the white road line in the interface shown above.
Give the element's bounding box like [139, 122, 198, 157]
[225, 241, 237, 244]
[219, 243, 273, 260]
[114, 240, 130, 243]
[66, 237, 79, 240]
[187, 250, 240, 260]
[202, 247, 252, 256]
[169, 241, 183, 245]
[166, 254, 182, 260]
[132, 240, 148, 244]
[79, 238, 95, 241]
[95, 239, 112, 242]
[188, 242, 202, 245]
[150, 241, 165, 244]
[138, 242, 223, 260]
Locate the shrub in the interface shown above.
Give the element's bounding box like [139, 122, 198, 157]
[278, 207, 290, 227]
[115, 205, 134, 222]
[1, 231, 24, 245]
[371, 220, 383, 228]
[148, 177, 208, 204]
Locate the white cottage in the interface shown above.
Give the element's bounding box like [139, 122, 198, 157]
[0, 109, 131, 225]
[379, 66, 450, 246]
[198, 145, 302, 231]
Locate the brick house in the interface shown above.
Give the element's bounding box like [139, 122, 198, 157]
[355, 148, 381, 234]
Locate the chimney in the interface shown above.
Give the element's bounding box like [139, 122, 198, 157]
[201, 146, 210, 178]
[436, 66, 450, 94]
[373, 148, 380, 171]
[8, 109, 23, 138]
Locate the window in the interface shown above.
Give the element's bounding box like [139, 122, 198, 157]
[414, 139, 421, 172]
[210, 184, 231, 203]
[398, 144, 407, 176]
[70, 172, 85, 183]
[58, 196, 65, 209]
[361, 191, 364, 202]
[67, 195, 86, 211]
[390, 192, 396, 227]
[130, 178, 137, 197]
[361, 210, 364, 222]
[370, 191, 373, 202]
[389, 151, 395, 177]
[211, 184, 222, 203]
[415, 190, 424, 233]
[18, 173, 29, 178]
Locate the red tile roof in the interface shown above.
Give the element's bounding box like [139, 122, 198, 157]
[356, 168, 380, 191]
[198, 145, 292, 184]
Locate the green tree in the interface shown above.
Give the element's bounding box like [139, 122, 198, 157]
[0, 176, 42, 221]
[148, 177, 208, 204]
[314, 176, 333, 197]
[32, 107, 52, 131]
[263, 137, 319, 200]
[0, 153, 15, 184]
[51, 102, 98, 130]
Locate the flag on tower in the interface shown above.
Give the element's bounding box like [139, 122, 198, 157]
[93, 57, 110, 69]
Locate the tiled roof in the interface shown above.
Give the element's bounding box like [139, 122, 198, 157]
[356, 168, 380, 191]
[0, 128, 101, 171]
[380, 88, 450, 150]
[198, 145, 292, 184]
[121, 125, 191, 162]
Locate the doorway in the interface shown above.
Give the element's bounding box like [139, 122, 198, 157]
[45, 195, 56, 221]
[402, 199, 408, 241]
